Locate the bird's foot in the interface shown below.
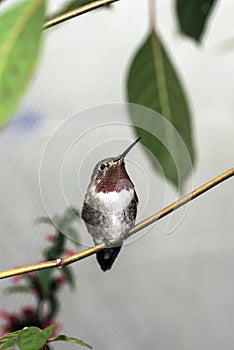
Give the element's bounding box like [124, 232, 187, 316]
[103, 238, 113, 248]
[122, 231, 130, 240]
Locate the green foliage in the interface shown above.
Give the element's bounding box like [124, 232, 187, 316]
[37, 268, 53, 297]
[0, 338, 18, 349]
[0, 0, 45, 128]
[0, 326, 92, 349]
[47, 295, 59, 319]
[5, 285, 32, 294]
[127, 31, 195, 188]
[39, 207, 81, 260]
[0, 331, 20, 349]
[61, 266, 75, 289]
[176, 0, 218, 41]
[38, 208, 80, 289]
[49, 334, 93, 348]
[0, 326, 52, 350]
[2, 208, 82, 342]
[0, 1, 221, 348]
[18, 326, 54, 350]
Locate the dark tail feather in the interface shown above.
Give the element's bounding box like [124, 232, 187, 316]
[96, 245, 122, 271]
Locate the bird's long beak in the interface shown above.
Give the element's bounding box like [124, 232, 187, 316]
[113, 137, 141, 163]
[120, 137, 141, 159]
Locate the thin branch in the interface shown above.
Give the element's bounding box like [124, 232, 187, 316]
[43, 0, 120, 30]
[0, 168, 233, 280]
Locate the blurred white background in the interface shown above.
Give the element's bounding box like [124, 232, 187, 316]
[1, 0, 234, 349]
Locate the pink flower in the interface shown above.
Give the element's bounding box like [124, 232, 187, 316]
[12, 275, 23, 283]
[64, 248, 76, 256]
[45, 234, 55, 242]
[0, 310, 16, 322]
[55, 275, 66, 286]
[0, 310, 17, 336]
[0, 306, 62, 336]
[22, 306, 35, 317]
[26, 272, 36, 279]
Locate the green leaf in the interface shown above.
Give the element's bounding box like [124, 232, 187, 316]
[18, 326, 54, 350]
[0, 0, 45, 128]
[50, 231, 65, 257]
[69, 207, 80, 218]
[126, 32, 195, 188]
[35, 216, 54, 225]
[61, 266, 75, 289]
[5, 285, 32, 294]
[0, 331, 21, 344]
[49, 334, 92, 348]
[36, 214, 64, 229]
[65, 227, 81, 247]
[59, 207, 81, 246]
[0, 338, 18, 350]
[48, 296, 59, 319]
[61, 207, 80, 226]
[37, 269, 53, 296]
[176, 0, 217, 42]
[0, 331, 19, 349]
[43, 231, 65, 260]
[37, 208, 80, 231]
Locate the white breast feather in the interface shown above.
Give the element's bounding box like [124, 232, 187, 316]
[85, 185, 135, 244]
[93, 186, 134, 212]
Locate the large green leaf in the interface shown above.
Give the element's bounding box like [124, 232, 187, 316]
[126, 32, 195, 188]
[18, 326, 54, 350]
[0, 0, 45, 128]
[176, 0, 217, 42]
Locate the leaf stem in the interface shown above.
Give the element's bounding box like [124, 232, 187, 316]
[43, 0, 119, 30]
[0, 168, 233, 279]
[149, 0, 156, 30]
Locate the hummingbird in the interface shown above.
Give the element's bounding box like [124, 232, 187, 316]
[81, 137, 141, 271]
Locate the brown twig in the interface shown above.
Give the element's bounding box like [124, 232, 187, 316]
[43, 0, 120, 30]
[0, 168, 233, 279]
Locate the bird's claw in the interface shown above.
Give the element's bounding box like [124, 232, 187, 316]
[103, 238, 113, 248]
[122, 231, 130, 240]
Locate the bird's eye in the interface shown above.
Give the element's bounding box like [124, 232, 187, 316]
[100, 164, 106, 171]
